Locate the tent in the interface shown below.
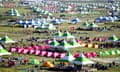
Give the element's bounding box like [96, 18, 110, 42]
[108, 50, 116, 55]
[49, 39, 59, 47]
[52, 30, 63, 38]
[0, 36, 16, 43]
[69, 39, 80, 47]
[57, 52, 75, 62]
[28, 59, 40, 65]
[114, 50, 120, 54]
[107, 35, 119, 42]
[88, 22, 98, 28]
[70, 18, 80, 24]
[36, 24, 56, 30]
[61, 31, 74, 38]
[58, 40, 72, 48]
[0, 48, 11, 56]
[82, 21, 90, 27]
[72, 53, 94, 65]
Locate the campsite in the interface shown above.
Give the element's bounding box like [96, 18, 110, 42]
[0, 0, 120, 72]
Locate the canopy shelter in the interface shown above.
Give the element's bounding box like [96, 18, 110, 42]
[57, 52, 75, 62]
[0, 35, 16, 44]
[0, 48, 11, 56]
[72, 53, 94, 65]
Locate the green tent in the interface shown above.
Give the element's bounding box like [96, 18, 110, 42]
[72, 53, 94, 65]
[98, 51, 104, 56]
[82, 21, 90, 27]
[102, 51, 110, 56]
[57, 52, 75, 62]
[108, 50, 116, 55]
[58, 40, 71, 48]
[114, 50, 120, 54]
[49, 39, 59, 46]
[52, 30, 63, 37]
[107, 35, 119, 42]
[69, 39, 80, 47]
[28, 59, 40, 65]
[61, 31, 74, 38]
[0, 49, 11, 56]
[0, 35, 15, 43]
[89, 22, 98, 27]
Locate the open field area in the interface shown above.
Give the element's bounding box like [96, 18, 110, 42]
[0, 0, 120, 72]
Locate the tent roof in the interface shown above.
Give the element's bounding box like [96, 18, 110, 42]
[0, 49, 11, 56]
[108, 35, 119, 41]
[72, 53, 94, 65]
[57, 52, 75, 62]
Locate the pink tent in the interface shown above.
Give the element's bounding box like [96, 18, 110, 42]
[38, 45, 45, 50]
[29, 49, 35, 54]
[74, 53, 80, 58]
[46, 52, 53, 57]
[90, 52, 97, 57]
[24, 46, 32, 49]
[44, 45, 50, 49]
[9, 48, 17, 52]
[53, 52, 59, 58]
[45, 39, 51, 44]
[34, 50, 40, 55]
[40, 51, 47, 56]
[76, 39, 82, 44]
[22, 49, 29, 54]
[84, 53, 93, 58]
[31, 45, 39, 50]
[57, 53, 66, 58]
[17, 48, 24, 53]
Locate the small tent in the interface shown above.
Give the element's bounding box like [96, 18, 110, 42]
[28, 59, 40, 65]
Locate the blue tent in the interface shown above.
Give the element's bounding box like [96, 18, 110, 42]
[70, 18, 80, 24]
